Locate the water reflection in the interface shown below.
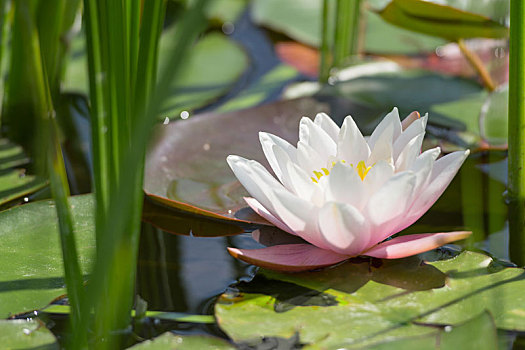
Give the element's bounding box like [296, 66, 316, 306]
[136, 223, 260, 315]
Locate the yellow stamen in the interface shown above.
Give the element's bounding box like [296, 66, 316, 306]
[311, 159, 372, 183]
[357, 160, 372, 180]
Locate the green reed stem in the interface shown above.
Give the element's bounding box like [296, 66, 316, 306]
[75, 0, 207, 347]
[334, 0, 351, 67]
[320, 0, 362, 82]
[319, 0, 331, 83]
[508, 0, 525, 266]
[11, 0, 85, 334]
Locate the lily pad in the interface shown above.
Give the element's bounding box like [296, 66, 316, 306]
[128, 332, 234, 350]
[142, 197, 248, 237]
[0, 138, 47, 207]
[365, 311, 499, 350]
[431, 85, 508, 147]
[379, 0, 509, 41]
[251, 0, 446, 55]
[217, 64, 299, 112]
[63, 30, 249, 118]
[215, 251, 525, 348]
[159, 30, 249, 119]
[0, 194, 95, 318]
[0, 319, 58, 349]
[318, 70, 483, 131]
[144, 97, 329, 224]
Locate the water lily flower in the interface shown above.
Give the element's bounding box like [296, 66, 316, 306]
[226, 108, 471, 272]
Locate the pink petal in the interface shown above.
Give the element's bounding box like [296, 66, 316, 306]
[227, 244, 350, 272]
[362, 231, 472, 259]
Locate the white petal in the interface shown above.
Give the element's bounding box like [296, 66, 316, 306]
[270, 145, 298, 194]
[271, 188, 331, 250]
[409, 150, 470, 218]
[409, 147, 441, 197]
[318, 202, 370, 256]
[286, 160, 322, 203]
[326, 162, 366, 209]
[337, 115, 370, 165]
[393, 115, 427, 160]
[227, 155, 284, 213]
[314, 112, 340, 142]
[367, 119, 394, 165]
[297, 140, 325, 174]
[368, 107, 401, 150]
[299, 117, 337, 160]
[394, 133, 424, 171]
[363, 160, 395, 196]
[244, 197, 293, 234]
[259, 132, 297, 182]
[365, 171, 417, 238]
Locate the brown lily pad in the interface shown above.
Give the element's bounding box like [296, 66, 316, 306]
[144, 97, 330, 225]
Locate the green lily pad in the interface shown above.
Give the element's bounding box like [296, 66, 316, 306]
[159, 30, 249, 119]
[0, 194, 95, 318]
[379, 0, 508, 41]
[63, 30, 248, 118]
[0, 138, 47, 207]
[366, 311, 499, 350]
[251, 0, 446, 55]
[215, 251, 525, 348]
[144, 97, 330, 224]
[218, 64, 299, 112]
[431, 85, 508, 147]
[318, 70, 483, 131]
[0, 319, 58, 349]
[128, 332, 234, 350]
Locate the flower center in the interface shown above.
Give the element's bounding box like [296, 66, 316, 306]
[311, 160, 372, 183]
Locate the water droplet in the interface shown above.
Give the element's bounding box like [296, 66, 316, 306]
[180, 110, 190, 120]
[203, 143, 210, 151]
[33, 311, 38, 316]
[23, 328, 31, 335]
[435, 46, 445, 57]
[228, 209, 232, 214]
[163, 117, 170, 125]
[222, 22, 235, 35]
[23, 197, 29, 203]
[444, 325, 452, 332]
[494, 47, 505, 58]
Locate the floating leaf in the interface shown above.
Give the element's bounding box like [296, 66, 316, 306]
[215, 251, 525, 348]
[0, 320, 58, 349]
[142, 197, 247, 237]
[0, 138, 47, 207]
[251, 0, 445, 54]
[128, 332, 234, 350]
[431, 85, 508, 148]
[0, 195, 95, 318]
[64, 31, 248, 118]
[379, 0, 508, 41]
[366, 311, 499, 350]
[217, 64, 299, 112]
[144, 97, 329, 224]
[317, 70, 483, 131]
